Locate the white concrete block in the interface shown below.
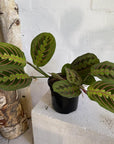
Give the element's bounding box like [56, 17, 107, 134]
[32, 91, 114, 144]
[92, 0, 114, 12]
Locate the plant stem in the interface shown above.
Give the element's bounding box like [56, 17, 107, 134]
[27, 61, 50, 78]
[30, 76, 47, 79]
[80, 85, 87, 94]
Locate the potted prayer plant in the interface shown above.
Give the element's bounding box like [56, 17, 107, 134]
[0, 32, 113, 114]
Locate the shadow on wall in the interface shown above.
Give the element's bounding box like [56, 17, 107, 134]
[57, 8, 83, 63]
[59, 8, 114, 62]
[75, 28, 114, 61]
[60, 8, 83, 36]
[60, 8, 83, 46]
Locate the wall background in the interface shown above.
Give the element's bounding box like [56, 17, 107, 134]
[15, 0, 114, 106]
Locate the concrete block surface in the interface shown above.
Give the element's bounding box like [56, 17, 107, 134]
[32, 91, 114, 144]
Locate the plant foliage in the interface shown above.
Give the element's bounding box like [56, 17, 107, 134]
[91, 61, 114, 84]
[87, 81, 114, 113]
[0, 42, 26, 70]
[0, 32, 113, 113]
[65, 68, 82, 86]
[53, 80, 81, 98]
[71, 53, 100, 85]
[0, 42, 32, 90]
[87, 61, 114, 113]
[0, 68, 32, 91]
[31, 32, 56, 67]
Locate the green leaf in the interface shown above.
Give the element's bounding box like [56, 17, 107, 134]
[83, 75, 96, 85]
[53, 80, 81, 98]
[50, 73, 64, 81]
[71, 53, 100, 80]
[0, 68, 32, 91]
[91, 61, 114, 84]
[61, 63, 71, 75]
[0, 42, 31, 91]
[65, 68, 82, 86]
[87, 81, 114, 113]
[0, 42, 26, 70]
[31, 32, 56, 67]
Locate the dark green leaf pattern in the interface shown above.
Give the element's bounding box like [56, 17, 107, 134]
[83, 74, 96, 85]
[87, 81, 114, 113]
[0, 42, 26, 70]
[31, 32, 56, 67]
[61, 63, 71, 75]
[53, 80, 81, 98]
[91, 61, 114, 84]
[65, 68, 82, 86]
[50, 73, 64, 80]
[0, 42, 31, 91]
[0, 68, 32, 91]
[71, 53, 100, 80]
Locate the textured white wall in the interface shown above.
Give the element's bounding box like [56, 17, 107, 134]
[15, 0, 114, 106]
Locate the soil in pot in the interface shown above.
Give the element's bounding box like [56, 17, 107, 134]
[48, 76, 79, 114]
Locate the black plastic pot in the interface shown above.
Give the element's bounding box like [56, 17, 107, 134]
[48, 77, 79, 114]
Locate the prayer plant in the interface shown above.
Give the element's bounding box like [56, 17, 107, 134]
[0, 32, 113, 113]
